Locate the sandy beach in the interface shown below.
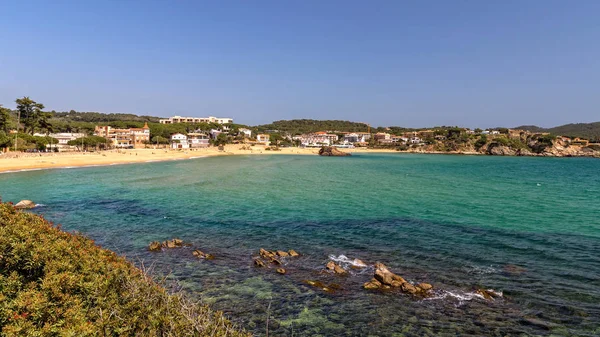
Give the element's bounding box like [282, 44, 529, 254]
[0, 145, 399, 174]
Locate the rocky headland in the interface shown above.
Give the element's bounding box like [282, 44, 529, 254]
[398, 133, 600, 158]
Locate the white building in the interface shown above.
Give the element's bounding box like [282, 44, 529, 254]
[159, 116, 233, 124]
[33, 132, 86, 151]
[343, 132, 371, 144]
[256, 134, 270, 144]
[170, 133, 189, 149]
[188, 133, 210, 148]
[238, 128, 252, 138]
[391, 135, 408, 143]
[297, 133, 338, 147]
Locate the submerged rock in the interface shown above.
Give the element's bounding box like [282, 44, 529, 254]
[276, 268, 286, 275]
[476, 289, 501, 301]
[503, 264, 527, 275]
[14, 200, 36, 209]
[304, 280, 342, 293]
[318, 146, 351, 157]
[253, 258, 266, 268]
[192, 250, 214, 260]
[522, 317, 560, 330]
[148, 241, 162, 251]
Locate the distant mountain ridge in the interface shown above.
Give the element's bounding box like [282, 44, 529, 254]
[515, 122, 600, 141]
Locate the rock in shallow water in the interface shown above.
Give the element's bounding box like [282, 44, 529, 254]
[326, 261, 347, 275]
[318, 146, 351, 156]
[148, 241, 162, 251]
[14, 200, 36, 209]
[368, 262, 433, 296]
[193, 250, 214, 260]
[363, 278, 383, 290]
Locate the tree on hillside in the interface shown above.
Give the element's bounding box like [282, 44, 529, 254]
[0, 105, 12, 133]
[269, 133, 283, 146]
[38, 111, 53, 135]
[15, 97, 45, 135]
[212, 133, 229, 147]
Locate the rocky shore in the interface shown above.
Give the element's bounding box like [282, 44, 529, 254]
[397, 137, 600, 158]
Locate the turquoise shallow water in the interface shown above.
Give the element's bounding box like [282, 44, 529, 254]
[1, 154, 599, 336]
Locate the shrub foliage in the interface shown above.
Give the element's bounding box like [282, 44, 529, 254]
[0, 203, 249, 337]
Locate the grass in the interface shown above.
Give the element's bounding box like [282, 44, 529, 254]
[0, 203, 249, 337]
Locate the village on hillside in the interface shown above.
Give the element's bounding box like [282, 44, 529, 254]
[4, 114, 594, 157]
[0, 98, 598, 157]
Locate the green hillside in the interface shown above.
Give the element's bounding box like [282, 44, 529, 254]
[254, 119, 371, 134]
[516, 122, 600, 141]
[51, 111, 160, 123]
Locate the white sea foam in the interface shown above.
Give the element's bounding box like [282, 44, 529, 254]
[424, 289, 503, 305]
[327, 254, 372, 275]
[465, 265, 498, 275]
[328, 254, 368, 268]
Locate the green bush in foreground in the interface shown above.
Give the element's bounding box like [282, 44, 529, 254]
[0, 203, 249, 337]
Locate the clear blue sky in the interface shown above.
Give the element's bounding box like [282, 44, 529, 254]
[1, 1, 598, 128]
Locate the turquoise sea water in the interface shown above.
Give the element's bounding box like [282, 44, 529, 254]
[1, 154, 599, 336]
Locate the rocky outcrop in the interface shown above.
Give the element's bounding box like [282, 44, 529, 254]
[255, 248, 301, 271]
[318, 146, 351, 157]
[515, 148, 534, 156]
[258, 248, 282, 265]
[326, 261, 347, 275]
[364, 263, 433, 296]
[487, 145, 516, 156]
[276, 250, 289, 257]
[476, 288, 502, 300]
[373, 263, 406, 285]
[352, 259, 367, 268]
[149, 238, 187, 251]
[14, 200, 36, 209]
[148, 241, 162, 251]
[162, 238, 184, 248]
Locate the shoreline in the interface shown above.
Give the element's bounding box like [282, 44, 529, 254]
[0, 145, 370, 174]
[2, 145, 597, 174]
